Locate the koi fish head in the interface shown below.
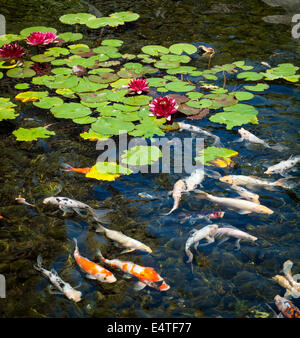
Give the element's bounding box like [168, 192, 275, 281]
[208, 224, 219, 236]
[238, 128, 247, 136]
[274, 295, 285, 311]
[140, 244, 152, 254]
[264, 168, 276, 175]
[43, 197, 59, 205]
[96, 272, 117, 283]
[146, 279, 170, 291]
[219, 176, 234, 185]
[257, 205, 273, 215]
[64, 289, 82, 303]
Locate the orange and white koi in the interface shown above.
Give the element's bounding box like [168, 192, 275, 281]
[73, 238, 116, 283]
[274, 295, 300, 318]
[62, 163, 92, 174]
[34, 254, 82, 302]
[97, 249, 170, 291]
[96, 224, 152, 254]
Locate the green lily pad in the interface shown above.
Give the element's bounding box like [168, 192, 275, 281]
[45, 47, 70, 57]
[80, 129, 112, 141]
[243, 83, 270, 92]
[129, 115, 166, 138]
[110, 11, 140, 22]
[15, 83, 30, 90]
[91, 116, 135, 135]
[147, 78, 166, 87]
[165, 80, 196, 92]
[160, 54, 191, 64]
[13, 127, 55, 141]
[233, 91, 255, 101]
[169, 43, 197, 55]
[31, 54, 55, 63]
[102, 39, 124, 47]
[58, 32, 83, 42]
[86, 17, 124, 29]
[237, 71, 264, 81]
[141, 45, 169, 56]
[123, 95, 152, 106]
[154, 60, 181, 69]
[88, 73, 120, 84]
[15, 91, 48, 102]
[185, 99, 212, 108]
[209, 103, 258, 129]
[166, 66, 197, 74]
[20, 26, 57, 37]
[72, 116, 97, 124]
[203, 93, 237, 109]
[59, 13, 96, 25]
[0, 108, 19, 121]
[72, 77, 108, 93]
[69, 44, 90, 55]
[195, 146, 239, 167]
[96, 161, 132, 175]
[33, 97, 64, 109]
[51, 67, 73, 75]
[7, 67, 36, 78]
[121, 145, 162, 166]
[51, 102, 92, 119]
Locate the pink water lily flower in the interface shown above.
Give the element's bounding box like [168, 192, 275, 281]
[149, 96, 178, 121]
[26, 32, 58, 46]
[0, 43, 24, 60]
[129, 78, 149, 94]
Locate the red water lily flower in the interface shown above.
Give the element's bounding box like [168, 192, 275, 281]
[0, 43, 24, 60]
[129, 78, 149, 94]
[26, 32, 58, 46]
[149, 96, 178, 121]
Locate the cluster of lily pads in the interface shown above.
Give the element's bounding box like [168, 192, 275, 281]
[0, 11, 300, 178]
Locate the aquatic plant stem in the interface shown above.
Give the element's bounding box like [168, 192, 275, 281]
[96, 27, 105, 47]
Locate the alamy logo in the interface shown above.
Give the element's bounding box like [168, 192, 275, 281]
[0, 14, 5, 36]
[0, 274, 5, 298]
[292, 14, 300, 39]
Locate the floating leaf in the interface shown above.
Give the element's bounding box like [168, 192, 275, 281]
[72, 116, 97, 124]
[59, 13, 96, 25]
[233, 91, 255, 101]
[121, 145, 162, 166]
[15, 91, 48, 103]
[80, 129, 112, 141]
[91, 117, 135, 135]
[51, 102, 92, 119]
[169, 43, 197, 55]
[85, 164, 121, 181]
[166, 66, 197, 75]
[86, 17, 124, 29]
[165, 80, 196, 92]
[102, 39, 124, 47]
[31, 54, 55, 63]
[237, 71, 264, 81]
[154, 60, 180, 69]
[209, 103, 258, 129]
[129, 115, 166, 138]
[15, 83, 30, 90]
[13, 127, 55, 141]
[195, 146, 238, 167]
[58, 32, 83, 42]
[110, 11, 140, 22]
[243, 83, 270, 92]
[20, 26, 57, 36]
[72, 77, 108, 93]
[33, 97, 64, 109]
[7, 67, 36, 78]
[96, 161, 132, 175]
[123, 95, 152, 106]
[141, 45, 169, 56]
[45, 47, 70, 57]
[0, 98, 18, 121]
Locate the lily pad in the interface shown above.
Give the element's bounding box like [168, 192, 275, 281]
[165, 80, 196, 92]
[243, 83, 270, 92]
[91, 116, 135, 135]
[33, 97, 64, 109]
[123, 95, 152, 106]
[31, 54, 55, 63]
[169, 43, 197, 55]
[51, 102, 92, 119]
[102, 39, 124, 47]
[13, 127, 55, 141]
[15, 83, 30, 90]
[110, 11, 140, 22]
[85, 164, 121, 181]
[129, 115, 166, 138]
[20, 26, 57, 37]
[237, 71, 264, 81]
[233, 91, 255, 101]
[80, 129, 112, 141]
[86, 17, 124, 29]
[59, 13, 96, 25]
[141, 45, 169, 56]
[195, 146, 238, 167]
[15, 91, 48, 102]
[58, 32, 83, 43]
[121, 145, 162, 166]
[6, 67, 36, 78]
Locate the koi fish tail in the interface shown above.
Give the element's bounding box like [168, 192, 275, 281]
[95, 224, 106, 233]
[269, 144, 289, 152]
[89, 208, 112, 224]
[185, 249, 194, 264]
[274, 178, 296, 190]
[96, 249, 105, 261]
[61, 163, 74, 172]
[193, 189, 209, 199]
[33, 254, 43, 271]
[73, 238, 79, 251]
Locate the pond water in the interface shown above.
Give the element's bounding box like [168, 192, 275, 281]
[0, 0, 300, 318]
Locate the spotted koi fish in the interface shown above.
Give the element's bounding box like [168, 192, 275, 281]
[73, 238, 116, 283]
[97, 249, 170, 291]
[274, 295, 300, 318]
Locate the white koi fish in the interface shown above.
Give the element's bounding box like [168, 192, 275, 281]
[43, 196, 111, 223]
[264, 155, 300, 176]
[96, 224, 152, 254]
[194, 190, 273, 215]
[219, 175, 291, 190]
[213, 225, 258, 250]
[177, 122, 222, 147]
[185, 224, 219, 264]
[97, 249, 170, 291]
[236, 128, 271, 148]
[227, 185, 260, 204]
[34, 255, 82, 302]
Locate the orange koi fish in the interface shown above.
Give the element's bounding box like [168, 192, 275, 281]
[62, 163, 91, 174]
[97, 249, 170, 292]
[73, 238, 116, 283]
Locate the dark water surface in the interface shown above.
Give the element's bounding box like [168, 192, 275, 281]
[0, 0, 300, 318]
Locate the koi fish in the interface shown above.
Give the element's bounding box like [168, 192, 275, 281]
[274, 295, 300, 318]
[213, 225, 258, 250]
[15, 197, 36, 207]
[97, 249, 170, 291]
[96, 224, 152, 254]
[62, 163, 91, 174]
[185, 224, 219, 264]
[226, 185, 260, 204]
[264, 155, 300, 176]
[219, 175, 291, 190]
[34, 254, 82, 302]
[178, 211, 225, 224]
[236, 128, 271, 147]
[43, 196, 111, 223]
[167, 168, 220, 215]
[73, 238, 116, 283]
[177, 122, 222, 147]
[194, 190, 273, 215]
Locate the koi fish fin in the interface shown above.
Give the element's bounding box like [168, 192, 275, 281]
[123, 273, 133, 279]
[237, 209, 252, 215]
[48, 285, 63, 295]
[217, 236, 230, 246]
[120, 248, 135, 254]
[85, 274, 97, 280]
[90, 208, 112, 224]
[269, 144, 289, 152]
[133, 281, 147, 291]
[234, 239, 241, 251]
[274, 178, 296, 190]
[96, 249, 104, 260]
[73, 238, 79, 251]
[61, 163, 74, 172]
[205, 168, 221, 179]
[34, 254, 44, 271]
[193, 189, 208, 199]
[73, 207, 88, 217]
[232, 137, 244, 143]
[95, 224, 106, 233]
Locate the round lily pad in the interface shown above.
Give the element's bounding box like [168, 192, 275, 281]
[33, 97, 64, 109]
[165, 81, 196, 92]
[110, 11, 140, 22]
[141, 45, 169, 56]
[59, 13, 96, 25]
[123, 95, 152, 106]
[13, 127, 55, 141]
[15, 83, 30, 90]
[169, 43, 197, 55]
[102, 39, 124, 47]
[233, 91, 255, 101]
[31, 54, 55, 63]
[58, 32, 83, 43]
[7, 67, 36, 78]
[86, 17, 124, 29]
[91, 116, 135, 135]
[20, 26, 57, 37]
[51, 102, 92, 119]
[237, 71, 264, 81]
